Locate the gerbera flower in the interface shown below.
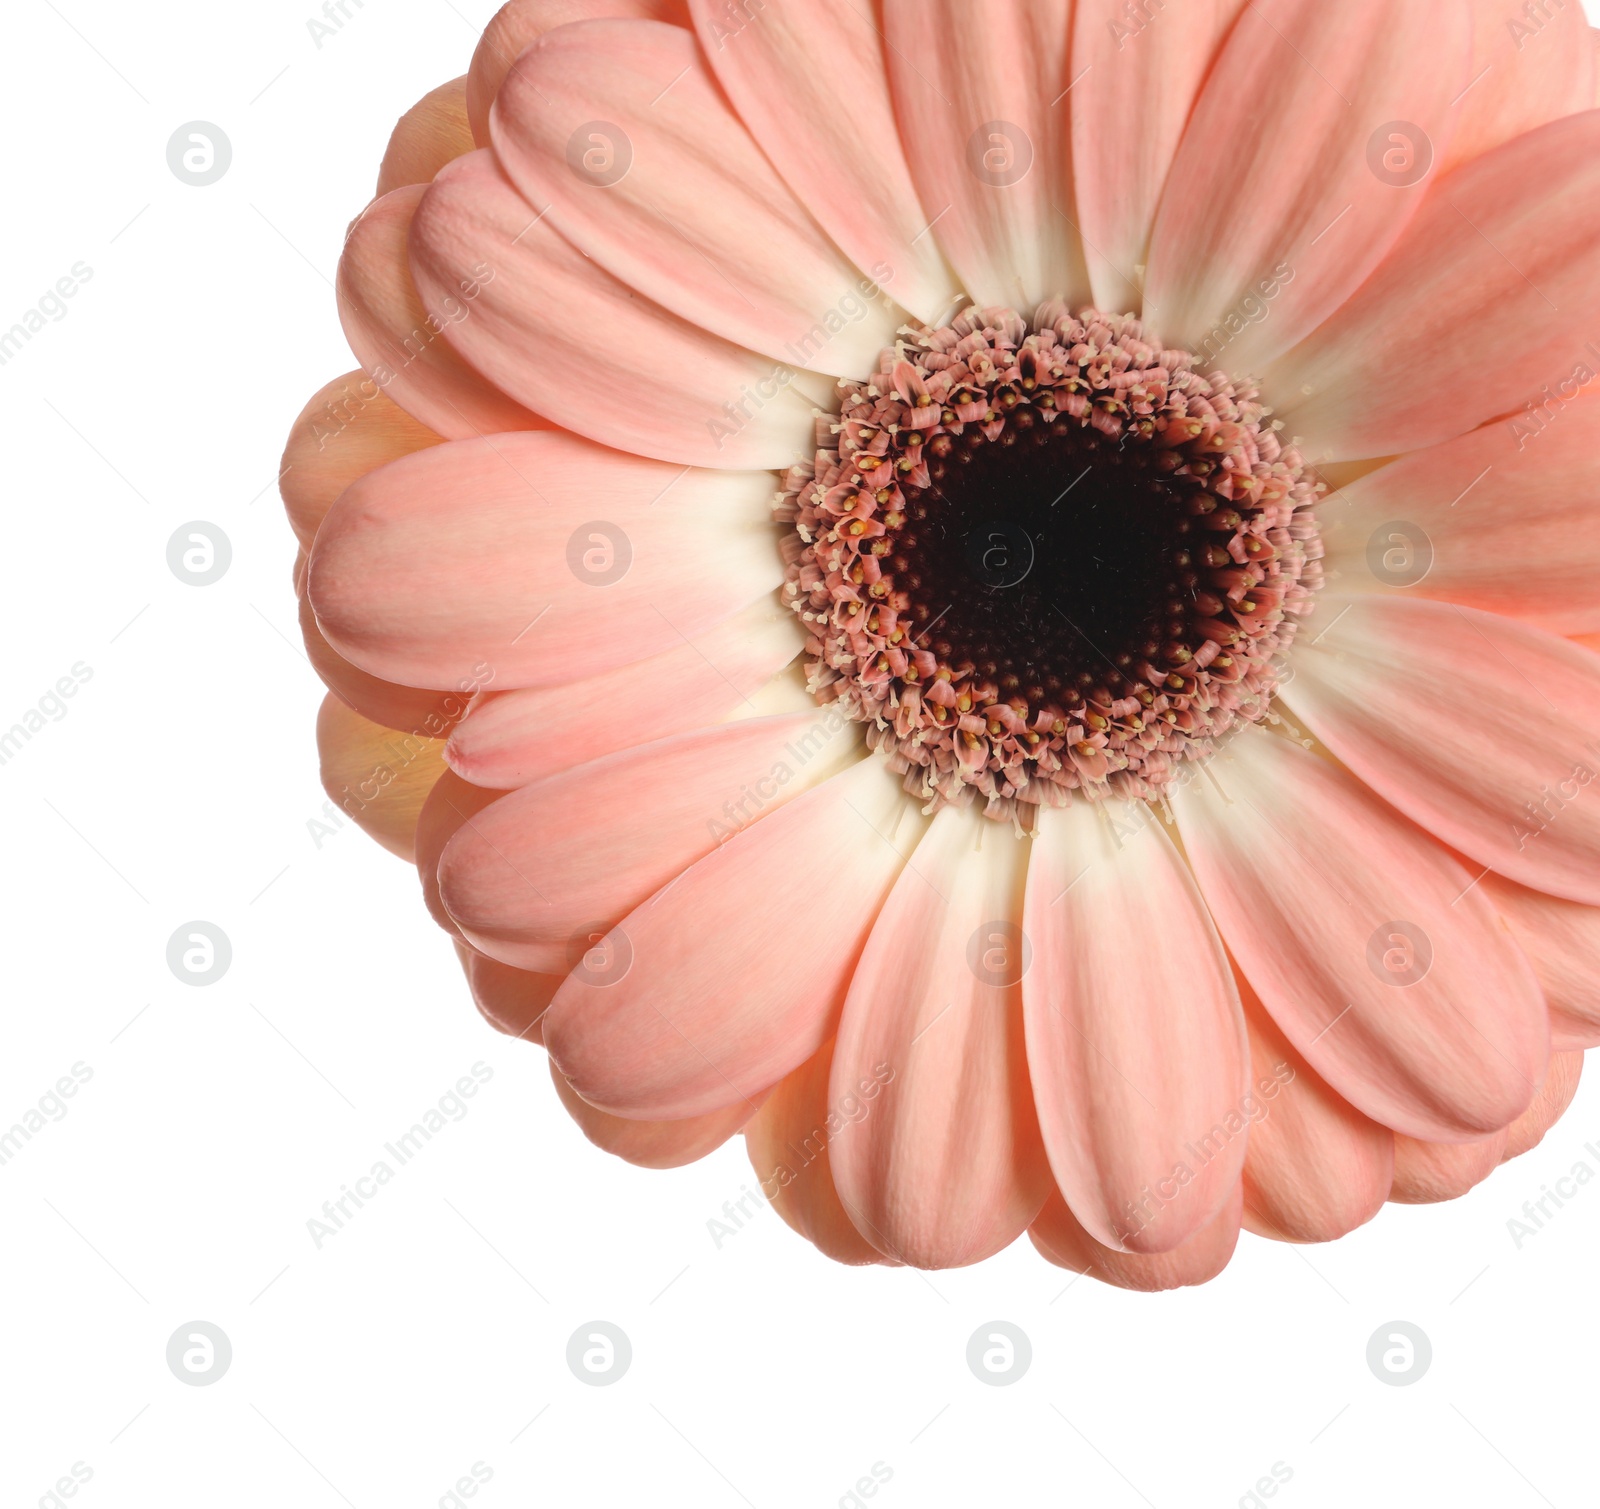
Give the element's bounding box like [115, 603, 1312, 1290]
[285, 0, 1600, 1283]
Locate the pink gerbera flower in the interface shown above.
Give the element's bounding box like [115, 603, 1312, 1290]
[286, 0, 1600, 1283]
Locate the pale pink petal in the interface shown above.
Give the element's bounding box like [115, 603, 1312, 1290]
[465, 0, 689, 145]
[1268, 111, 1600, 462]
[550, 1059, 756, 1169]
[337, 186, 548, 439]
[376, 78, 474, 197]
[410, 149, 831, 469]
[491, 20, 904, 377]
[1029, 1181, 1243, 1291]
[1238, 980, 1393, 1245]
[1069, 0, 1247, 311]
[316, 694, 445, 862]
[1143, 0, 1470, 373]
[1502, 1050, 1583, 1161]
[688, 0, 957, 324]
[416, 773, 506, 935]
[1318, 398, 1600, 634]
[453, 939, 559, 1043]
[445, 595, 802, 789]
[829, 803, 1050, 1269]
[440, 711, 858, 972]
[882, 0, 1089, 314]
[300, 593, 476, 739]
[1022, 799, 1247, 1254]
[1447, 0, 1595, 172]
[542, 757, 929, 1119]
[1483, 875, 1600, 1050]
[1390, 1133, 1506, 1203]
[308, 431, 782, 692]
[743, 1040, 897, 1267]
[1172, 725, 1548, 1140]
[1284, 595, 1600, 905]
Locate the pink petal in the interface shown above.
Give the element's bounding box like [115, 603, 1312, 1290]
[743, 1039, 897, 1266]
[439, 711, 858, 972]
[416, 773, 506, 936]
[308, 431, 782, 692]
[1022, 799, 1248, 1254]
[1238, 980, 1393, 1245]
[410, 149, 831, 469]
[300, 583, 476, 740]
[1318, 398, 1600, 634]
[1172, 725, 1548, 1140]
[1483, 874, 1600, 1050]
[446, 595, 802, 789]
[1390, 1132, 1505, 1204]
[1069, 0, 1247, 311]
[541, 757, 929, 1119]
[464, 0, 689, 146]
[549, 1058, 756, 1169]
[1268, 110, 1600, 461]
[490, 19, 903, 377]
[687, 0, 957, 325]
[453, 939, 558, 1044]
[376, 77, 474, 197]
[1502, 1050, 1583, 1161]
[828, 804, 1051, 1269]
[882, 0, 1089, 314]
[1144, 0, 1469, 373]
[1447, 0, 1595, 171]
[1029, 1182, 1243, 1291]
[336, 186, 548, 439]
[1284, 595, 1600, 905]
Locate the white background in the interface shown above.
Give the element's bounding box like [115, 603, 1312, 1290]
[3, 3, 1599, 1505]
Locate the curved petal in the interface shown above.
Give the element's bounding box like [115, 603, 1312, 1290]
[1503, 1049, 1582, 1161]
[491, 19, 904, 377]
[300, 593, 477, 739]
[1022, 799, 1248, 1254]
[281, 371, 442, 550]
[550, 1059, 755, 1168]
[1069, 0, 1247, 312]
[337, 186, 548, 438]
[444, 594, 803, 789]
[1390, 1132, 1506, 1204]
[376, 77, 474, 197]
[1172, 725, 1549, 1141]
[1267, 110, 1600, 462]
[1238, 978, 1393, 1245]
[882, 0, 1088, 314]
[1029, 1181, 1243, 1291]
[453, 939, 559, 1043]
[687, 0, 957, 324]
[440, 710, 858, 972]
[743, 1039, 895, 1266]
[416, 772, 506, 935]
[1317, 398, 1600, 634]
[1483, 874, 1600, 1049]
[541, 755, 929, 1120]
[1447, 0, 1595, 172]
[829, 803, 1050, 1269]
[316, 695, 446, 862]
[1283, 595, 1600, 905]
[410, 149, 830, 470]
[1143, 0, 1469, 372]
[308, 431, 782, 692]
[465, 0, 689, 145]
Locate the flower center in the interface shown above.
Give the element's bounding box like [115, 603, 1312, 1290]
[779, 305, 1324, 816]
